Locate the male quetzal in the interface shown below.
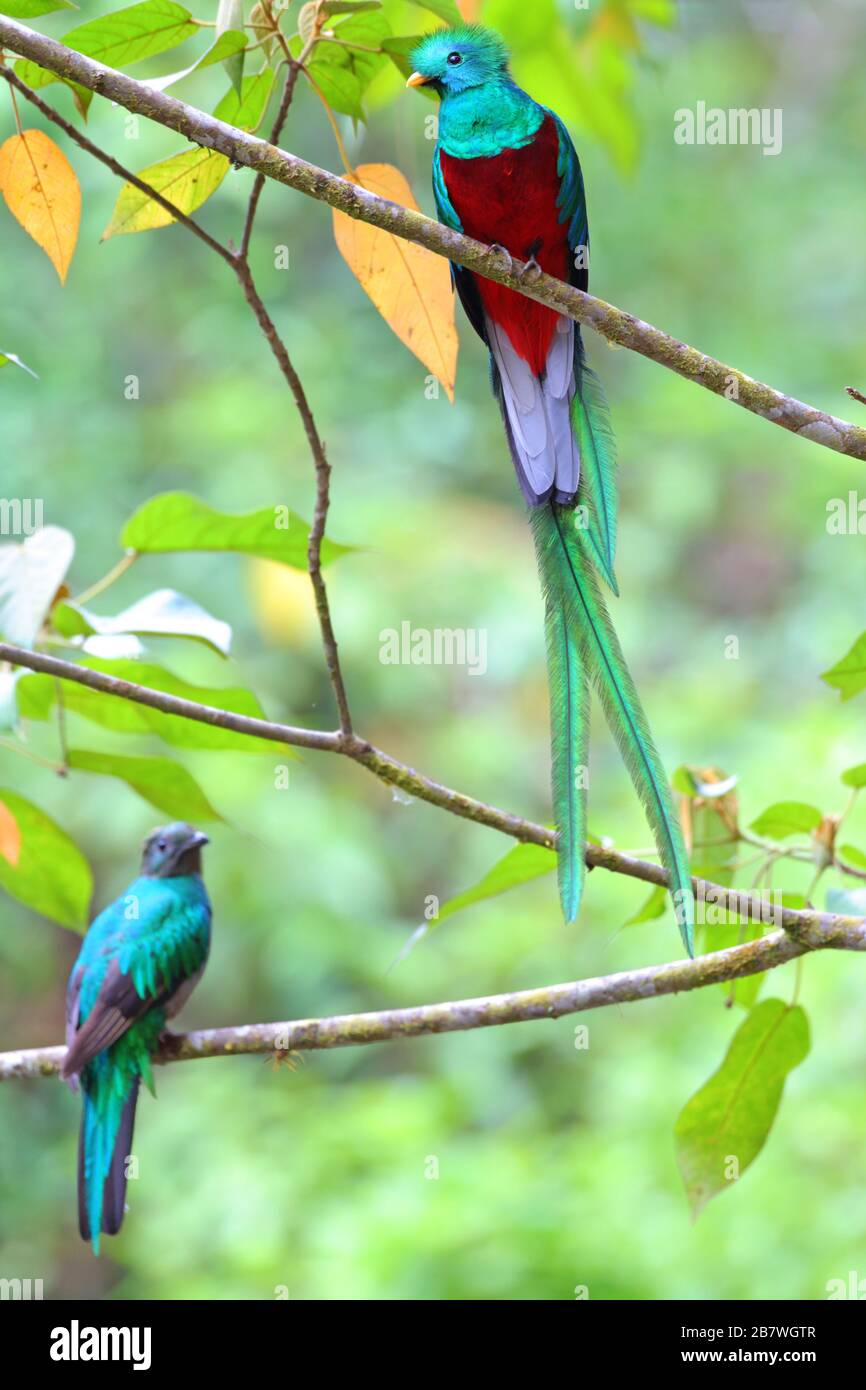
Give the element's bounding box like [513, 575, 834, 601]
[62, 822, 212, 1253]
[408, 25, 694, 953]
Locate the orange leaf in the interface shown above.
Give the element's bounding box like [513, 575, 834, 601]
[333, 163, 458, 402]
[0, 800, 21, 868]
[0, 129, 80, 284]
[458, 0, 483, 18]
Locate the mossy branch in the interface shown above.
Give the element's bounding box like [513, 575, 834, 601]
[3, 912, 866, 1082]
[0, 15, 865, 459]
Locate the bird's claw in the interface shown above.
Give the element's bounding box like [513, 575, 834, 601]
[520, 255, 543, 283]
[488, 243, 514, 274]
[157, 1028, 183, 1057]
[268, 1048, 305, 1073]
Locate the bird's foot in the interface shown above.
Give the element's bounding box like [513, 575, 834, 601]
[268, 1048, 306, 1073]
[488, 243, 514, 275]
[157, 1028, 183, 1058]
[520, 255, 543, 283]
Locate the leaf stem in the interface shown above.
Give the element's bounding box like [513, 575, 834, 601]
[69, 551, 137, 606]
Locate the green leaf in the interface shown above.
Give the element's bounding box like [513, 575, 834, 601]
[389, 840, 556, 967]
[307, 60, 364, 120]
[624, 883, 666, 926]
[437, 842, 556, 925]
[825, 886, 866, 917]
[0, 0, 76, 14]
[839, 843, 866, 871]
[0, 789, 92, 929]
[321, 1, 383, 14]
[629, 0, 676, 24]
[841, 762, 866, 789]
[122, 492, 353, 568]
[67, 749, 222, 821]
[407, 0, 462, 24]
[143, 27, 247, 92]
[749, 801, 822, 839]
[53, 589, 232, 658]
[16, 0, 198, 90]
[0, 350, 38, 378]
[306, 10, 390, 119]
[18, 658, 284, 753]
[0, 525, 75, 647]
[671, 764, 698, 795]
[216, 0, 245, 95]
[213, 69, 275, 131]
[675, 1000, 810, 1218]
[102, 148, 230, 239]
[822, 631, 866, 700]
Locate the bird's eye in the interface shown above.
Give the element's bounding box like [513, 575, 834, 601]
[447, 51, 462, 65]
[157, 840, 167, 852]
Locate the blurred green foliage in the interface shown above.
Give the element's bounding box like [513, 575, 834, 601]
[2, 0, 866, 1299]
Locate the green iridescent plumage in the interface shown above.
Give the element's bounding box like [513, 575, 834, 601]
[64, 823, 212, 1253]
[411, 25, 693, 952]
[532, 506, 694, 950]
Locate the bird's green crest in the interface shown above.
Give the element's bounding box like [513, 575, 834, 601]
[410, 25, 510, 94]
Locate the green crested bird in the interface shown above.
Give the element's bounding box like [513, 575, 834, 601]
[408, 24, 694, 953]
[63, 823, 212, 1253]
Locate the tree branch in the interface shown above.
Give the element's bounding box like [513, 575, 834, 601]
[1, 15, 864, 459]
[0, 640, 858, 941]
[3, 911, 865, 1082]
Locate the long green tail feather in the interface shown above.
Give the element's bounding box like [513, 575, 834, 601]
[531, 503, 695, 955]
[573, 352, 619, 595]
[541, 595, 590, 922]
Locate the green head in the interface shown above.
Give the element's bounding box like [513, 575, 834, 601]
[408, 24, 510, 97]
[141, 822, 209, 878]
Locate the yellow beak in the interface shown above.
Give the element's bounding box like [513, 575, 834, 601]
[406, 71, 430, 88]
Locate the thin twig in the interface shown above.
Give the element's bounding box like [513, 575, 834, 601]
[238, 57, 303, 259]
[231, 45, 354, 733]
[3, 55, 354, 735]
[0, 64, 235, 266]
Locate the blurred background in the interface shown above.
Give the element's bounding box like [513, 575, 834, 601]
[1, 0, 865, 1299]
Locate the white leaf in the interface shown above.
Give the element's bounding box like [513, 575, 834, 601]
[0, 525, 75, 646]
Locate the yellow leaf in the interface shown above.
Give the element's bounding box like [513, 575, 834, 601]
[333, 163, 458, 402]
[0, 800, 21, 868]
[0, 129, 80, 285]
[102, 148, 230, 239]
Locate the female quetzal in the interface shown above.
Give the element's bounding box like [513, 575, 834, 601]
[408, 25, 694, 953]
[63, 822, 212, 1253]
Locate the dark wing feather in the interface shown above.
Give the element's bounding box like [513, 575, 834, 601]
[101, 1081, 139, 1235]
[62, 958, 151, 1081]
[64, 964, 85, 1091]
